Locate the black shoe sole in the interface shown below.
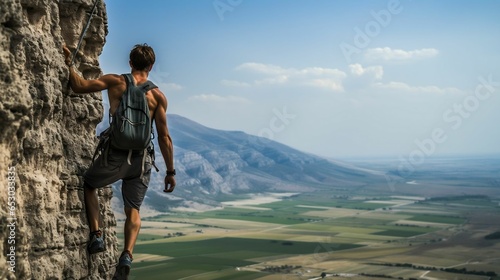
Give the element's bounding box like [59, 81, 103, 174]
[112, 265, 130, 280]
[88, 247, 106, 255]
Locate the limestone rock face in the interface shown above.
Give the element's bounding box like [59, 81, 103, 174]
[0, 0, 116, 279]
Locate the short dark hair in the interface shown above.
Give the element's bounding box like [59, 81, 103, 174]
[129, 44, 155, 71]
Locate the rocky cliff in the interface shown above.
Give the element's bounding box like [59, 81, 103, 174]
[0, 0, 116, 279]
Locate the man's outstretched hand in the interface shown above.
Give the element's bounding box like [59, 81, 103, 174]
[164, 175, 176, 193]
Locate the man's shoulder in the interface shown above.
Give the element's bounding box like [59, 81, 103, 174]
[104, 73, 125, 79]
[103, 73, 126, 85]
[149, 86, 164, 97]
[148, 87, 167, 111]
[105, 74, 127, 99]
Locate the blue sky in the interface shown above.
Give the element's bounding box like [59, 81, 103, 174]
[99, 0, 500, 158]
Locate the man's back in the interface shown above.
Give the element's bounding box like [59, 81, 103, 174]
[106, 73, 163, 121]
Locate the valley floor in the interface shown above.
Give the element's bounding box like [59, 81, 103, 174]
[114, 190, 500, 280]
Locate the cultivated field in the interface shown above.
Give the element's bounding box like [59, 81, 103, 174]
[115, 190, 500, 280]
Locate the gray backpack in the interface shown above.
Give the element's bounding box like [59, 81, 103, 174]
[110, 73, 157, 150]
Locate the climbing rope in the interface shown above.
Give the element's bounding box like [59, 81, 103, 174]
[70, 0, 100, 66]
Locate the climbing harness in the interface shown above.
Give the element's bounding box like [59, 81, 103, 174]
[70, 0, 100, 66]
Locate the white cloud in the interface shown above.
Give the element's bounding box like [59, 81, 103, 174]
[299, 67, 345, 76]
[373, 81, 463, 94]
[236, 63, 287, 75]
[159, 82, 183, 91]
[343, 64, 384, 91]
[254, 75, 289, 86]
[365, 47, 439, 61]
[149, 66, 183, 91]
[189, 94, 251, 103]
[349, 63, 383, 80]
[305, 79, 344, 91]
[231, 62, 347, 91]
[223, 62, 462, 95]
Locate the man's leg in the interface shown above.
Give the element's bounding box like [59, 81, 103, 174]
[84, 184, 105, 254]
[116, 153, 150, 277]
[84, 185, 100, 232]
[114, 206, 139, 278]
[123, 206, 141, 254]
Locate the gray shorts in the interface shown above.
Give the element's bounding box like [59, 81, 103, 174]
[83, 148, 152, 210]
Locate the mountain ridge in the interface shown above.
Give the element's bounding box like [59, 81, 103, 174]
[117, 114, 386, 212]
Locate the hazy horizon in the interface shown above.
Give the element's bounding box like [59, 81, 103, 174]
[99, 0, 500, 159]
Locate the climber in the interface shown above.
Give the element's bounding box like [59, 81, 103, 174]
[63, 44, 176, 278]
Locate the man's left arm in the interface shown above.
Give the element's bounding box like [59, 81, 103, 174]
[153, 89, 176, 193]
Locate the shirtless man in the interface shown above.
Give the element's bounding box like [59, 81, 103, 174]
[63, 44, 176, 278]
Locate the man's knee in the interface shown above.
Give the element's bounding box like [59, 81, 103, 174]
[124, 206, 140, 217]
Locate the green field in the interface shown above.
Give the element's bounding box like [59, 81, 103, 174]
[135, 237, 361, 258]
[372, 228, 434, 237]
[406, 214, 465, 224]
[190, 206, 310, 225]
[132, 261, 265, 280]
[119, 191, 500, 280]
[131, 237, 361, 279]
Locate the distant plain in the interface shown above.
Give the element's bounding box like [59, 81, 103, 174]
[115, 156, 500, 280]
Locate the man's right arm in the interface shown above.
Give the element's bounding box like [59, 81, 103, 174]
[64, 46, 120, 94]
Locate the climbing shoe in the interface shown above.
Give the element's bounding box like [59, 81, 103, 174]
[87, 230, 105, 254]
[114, 250, 133, 279]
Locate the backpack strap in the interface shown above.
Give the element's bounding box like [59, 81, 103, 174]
[90, 127, 111, 167]
[122, 73, 157, 91]
[109, 74, 133, 124]
[123, 73, 133, 85]
[139, 81, 157, 92]
[140, 79, 160, 173]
